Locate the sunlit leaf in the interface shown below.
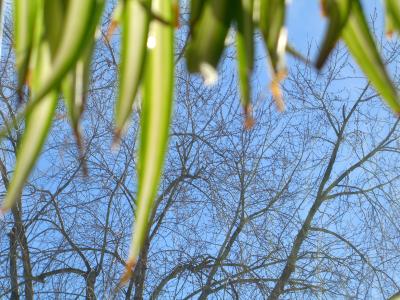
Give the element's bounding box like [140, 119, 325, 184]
[235, 0, 254, 128]
[315, 0, 351, 69]
[13, 0, 38, 87]
[2, 2, 57, 212]
[61, 42, 94, 176]
[342, 0, 400, 113]
[30, 0, 105, 104]
[62, 45, 92, 137]
[386, 0, 400, 36]
[114, 0, 151, 141]
[43, 0, 67, 56]
[121, 0, 175, 284]
[259, 0, 287, 111]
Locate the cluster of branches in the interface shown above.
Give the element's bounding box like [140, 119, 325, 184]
[1, 5, 400, 300]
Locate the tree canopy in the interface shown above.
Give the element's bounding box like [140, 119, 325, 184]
[1, 0, 400, 283]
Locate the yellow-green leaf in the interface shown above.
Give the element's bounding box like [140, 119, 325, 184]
[235, 0, 254, 128]
[61, 40, 94, 169]
[114, 0, 151, 140]
[122, 0, 175, 283]
[386, 0, 400, 36]
[315, 0, 351, 69]
[342, 0, 400, 113]
[259, 0, 286, 74]
[13, 0, 38, 87]
[259, 0, 287, 111]
[30, 0, 104, 104]
[43, 0, 67, 56]
[2, 2, 57, 212]
[190, 0, 205, 26]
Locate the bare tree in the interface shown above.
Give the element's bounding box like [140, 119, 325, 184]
[1, 7, 400, 300]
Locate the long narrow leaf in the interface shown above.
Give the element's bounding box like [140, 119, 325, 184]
[43, 0, 67, 56]
[342, 0, 400, 113]
[190, 0, 205, 26]
[315, 0, 351, 69]
[386, 0, 400, 35]
[114, 0, 151, 140]
[185, 0, 232, 79]
[122, 0, 175, 283]
[61, 42, 94, 176]
[30, 0, 104, 104]
[235, 0, 254, 128]
[259, 0, 287, 111]
[2, 2, 57, 212]
[13, 0, 38, 87]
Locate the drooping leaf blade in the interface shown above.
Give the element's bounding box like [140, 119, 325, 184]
[30, 0, 105, 104]
[386, 0, 400, 35]
[13, 0, 38, 87]
[121, 0, 175, 283]
[259, 0, 287, 111]
[114, 0, 151, 140]
[185, 0, 232, 80]
[190, 0, 206, 26]
[235, 0, 254, 128]
[315, 0, 352, 69]
[2, 2, 57, 212]
[43, 0, 67, 56]
[61, 41, 94, 176]
[342, 0, 400, 113]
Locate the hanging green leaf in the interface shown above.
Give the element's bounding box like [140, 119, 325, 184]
[62, 45, 92, 138]
[2, 1, 57, 212]
[190, 0, 205, 26]
[235, 0, 254, 128]
[185, 0, 232, 82]
[121, 0, 175, 284]
[385, 7, 395, 37]
[315, 0, 351, 69]
[342, 0, 400, 113]
[29, 0, 105, 105]
[43, 0, 67, 57]
[386, 0, 400, 35]
[13, 0, 38, 87]
[259, 0, 287, 111]
[61, 42, 94, 177]
[114, 0, 151, 141]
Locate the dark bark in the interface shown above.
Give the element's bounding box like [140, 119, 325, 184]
[132, 238, 150, 300]
[9, 227, 19, 300]
[86, 269, 97, 300]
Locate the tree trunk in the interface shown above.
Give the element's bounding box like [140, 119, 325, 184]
[9, 227, 19, 300]
[132, 238, 150, 300]
[86, 269, 97, 300]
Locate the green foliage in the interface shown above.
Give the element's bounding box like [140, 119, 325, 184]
[1, 0, 400, 281]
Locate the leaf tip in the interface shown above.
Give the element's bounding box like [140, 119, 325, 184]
[119, 258, 137, 286]
[112, 129, 122, 152]
[270, 71, 287, 112]
[244, 104, 255, 130]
